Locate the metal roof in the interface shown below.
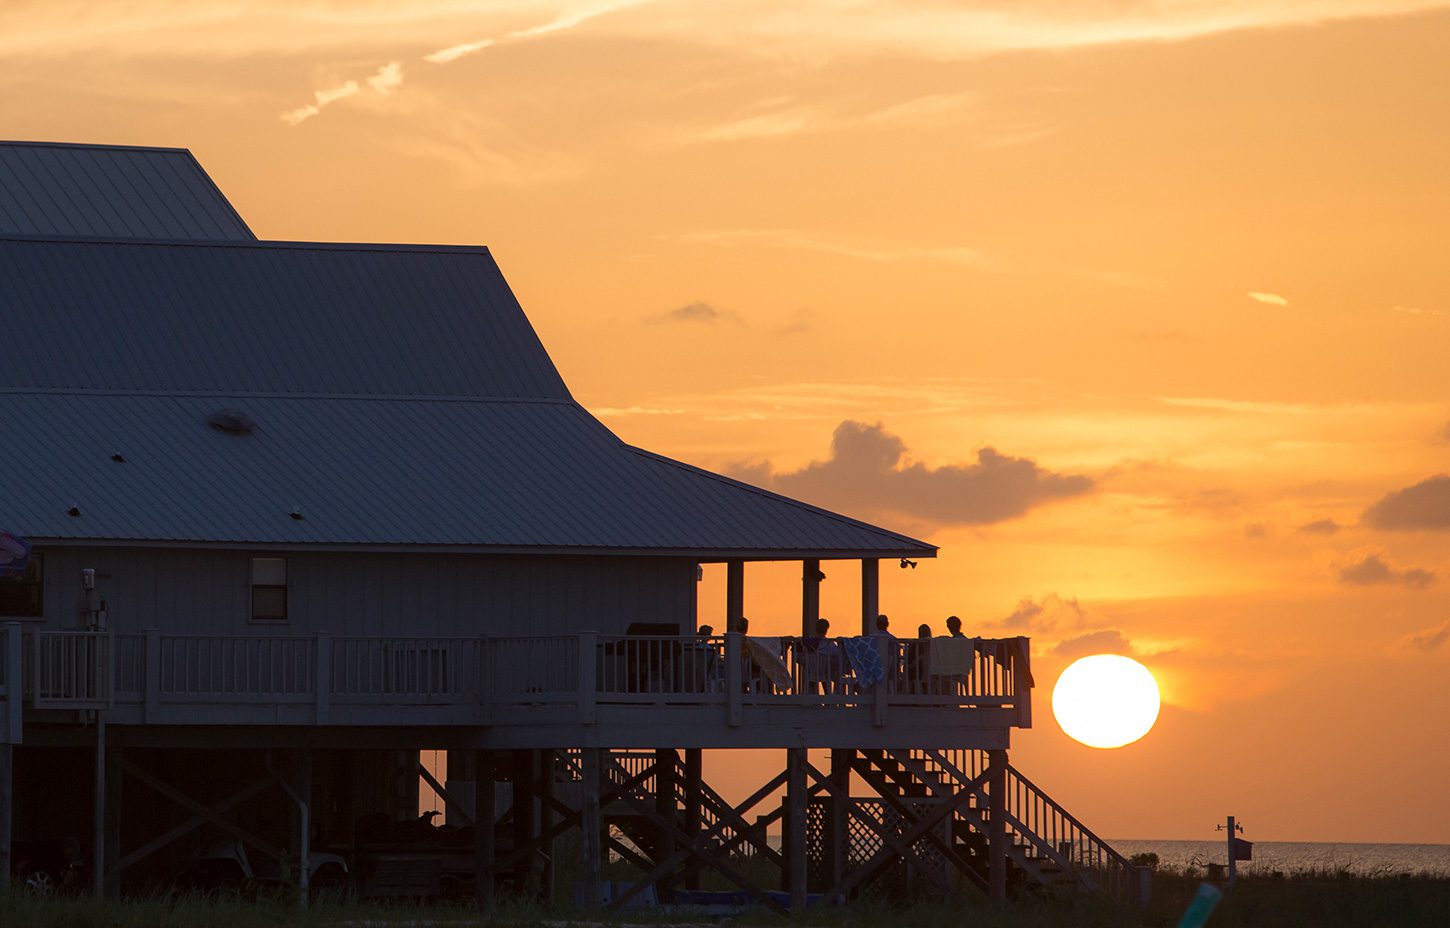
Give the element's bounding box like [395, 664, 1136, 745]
[0, 141, 253, 241]
[0, 238, 569, 399]
[0, 237, 933, 558]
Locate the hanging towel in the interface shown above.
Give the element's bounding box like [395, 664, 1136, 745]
[747, 636, 793, 690]
[929, 637, 973, 677]
[843, 636, 886, 689]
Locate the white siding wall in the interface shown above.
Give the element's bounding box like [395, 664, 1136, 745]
[26, 547, 698, 637]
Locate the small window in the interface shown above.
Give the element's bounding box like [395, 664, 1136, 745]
[251, 556, 288, 622]
[0, 552, 43, 618]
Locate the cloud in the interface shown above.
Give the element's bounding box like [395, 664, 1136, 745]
[424, 1, 642, 64]
[678, 229, 994, 271]
[1335, 553, 1434, 589]
[693, 91, 978, 143]
[1244, 522, 1268, 539]
[733, 421, 1093, 526]
[1392, 305, 1445, 317]
[1054, 629, 1137, 659]
[279, 79, 359, 125]
[592, 405, 685, 417]
[1247, 291, 1290, 307]
[1298, 518, 1341, 535]
[1364, 475, 1450, 530]
[645, 301, 737, 325]
[367, 61, 404, 94]
[996, 594, 1087, 634]
[1401, 622, 1450, 652]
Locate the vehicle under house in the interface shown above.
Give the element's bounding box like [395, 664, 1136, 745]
[0, 140, 1145, 908]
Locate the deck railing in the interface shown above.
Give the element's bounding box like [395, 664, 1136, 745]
[14, 629, 1032, 728]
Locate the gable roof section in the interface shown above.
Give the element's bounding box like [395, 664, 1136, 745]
[1, 236, 933, 558]
[0, 141, 254, 241]
[0, 238, 569, 399]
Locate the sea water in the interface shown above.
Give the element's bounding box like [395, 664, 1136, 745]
[1110, 840, 1450, 876]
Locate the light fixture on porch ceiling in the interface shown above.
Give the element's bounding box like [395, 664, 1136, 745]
[899, 558, 917, 570]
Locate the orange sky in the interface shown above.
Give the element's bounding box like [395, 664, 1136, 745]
[5, 0, 1450, 843]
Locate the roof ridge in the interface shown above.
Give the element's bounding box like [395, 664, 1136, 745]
[0, 234, 491, 255]
[0, 139, 192, 154]
[624, 444, 936, 553]
[0, 388, 577, 405]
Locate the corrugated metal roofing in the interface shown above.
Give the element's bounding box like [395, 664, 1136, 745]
[0, 236, 932, 558]
[0, 238, 570, 399]
[0, 141, 254, 241]
[0, 392, 931, 557]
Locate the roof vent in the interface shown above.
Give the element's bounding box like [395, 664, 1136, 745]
[67, 505, 81, 517]
[289, 507, 304, 521]
[208, 409, 255, 434]
[111, 453, 126, 463]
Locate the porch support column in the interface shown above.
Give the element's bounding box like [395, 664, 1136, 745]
[726, 560, 745, 630]
[473, 749, 496, 905]
[785, 747, 808, 909]
[654, 749, 678, 900]
[92, 716, 106, 897]
[579, 748, 603, 909]
[683, 749, 703, 891]
[539, 751, 557, 903]
[512, 750, 536, 894]
[827, 748, 850, 901]
[103, 748, 123, 897]
[860, 559, 879, 636]
[802, 559, 821, 638]
[0, 744, 12, 893]
[987, 748, 1008, 905]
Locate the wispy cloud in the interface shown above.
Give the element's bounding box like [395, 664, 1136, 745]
[645, 301, 740, 325]
[1336, 553, 1435, 589]
[1392, 304, 1445, 317]
[367, 61, 404, 94]
[1247, 291, 1290, 307]
[693, 92, 979, 143]
[1401, 621, 1450, 652]
[424, 1, 643, 64]
[279, 79, 360, 126]
[1298, 518, 1341, 535]
[677, 228, 994, 270]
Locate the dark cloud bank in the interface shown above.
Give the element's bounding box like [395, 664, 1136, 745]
[1336, 553, 1434, 590]
[1364, 475, 1450, 530]
[731, 420, 1093, 526]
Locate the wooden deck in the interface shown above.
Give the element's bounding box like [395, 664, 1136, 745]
[2, 625, 1031, 749]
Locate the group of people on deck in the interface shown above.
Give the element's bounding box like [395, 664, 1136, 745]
[695, 613, 979, 696]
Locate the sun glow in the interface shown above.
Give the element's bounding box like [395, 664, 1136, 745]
[1051, 654, 1161, 749]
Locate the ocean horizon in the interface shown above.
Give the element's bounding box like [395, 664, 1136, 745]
[1110, 840, 1450, 876]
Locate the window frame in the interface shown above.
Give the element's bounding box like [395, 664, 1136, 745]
[249, 555, 289, 623]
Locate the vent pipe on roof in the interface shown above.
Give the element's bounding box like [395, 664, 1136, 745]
[207, 409, 255, 434]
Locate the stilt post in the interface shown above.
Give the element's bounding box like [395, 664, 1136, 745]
[580, 748, 603, 908]
[683, 749, 703, 890]
[92, 716, 105, 897]
[655, 749, 678, 901]
[786, 747, 808, 909]
[827, 748, 850, 901]
[473, 749, 496, 905]
[0, 743, 12, 893]
[987, 748, 1008, 905]
[103, 748, 122, 897]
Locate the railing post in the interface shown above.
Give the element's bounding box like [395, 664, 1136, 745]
[577, 632, 597, 724]
[315, 632, 330, 725]
[4, 624, 21, 742]
[143, 629, 160, 723]
[872, 637, 888, 727]
[725, 632, 742, 727]
[1014, 636, 1033, 728]
[478, 636, 493, 726]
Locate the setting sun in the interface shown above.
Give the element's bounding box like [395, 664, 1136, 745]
[1052, 654, 1162, 749]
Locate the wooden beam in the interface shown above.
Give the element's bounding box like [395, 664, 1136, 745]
[418, 760, 473, 826]
[115, 758, 286, 868]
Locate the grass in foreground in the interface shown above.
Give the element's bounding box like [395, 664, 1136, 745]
[6, 872, 1450, 928]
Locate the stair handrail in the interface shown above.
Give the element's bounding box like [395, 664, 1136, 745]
[1003, 762, 1139, 901]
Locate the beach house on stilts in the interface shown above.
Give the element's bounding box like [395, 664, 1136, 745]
[0, 140, 1146, 908]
